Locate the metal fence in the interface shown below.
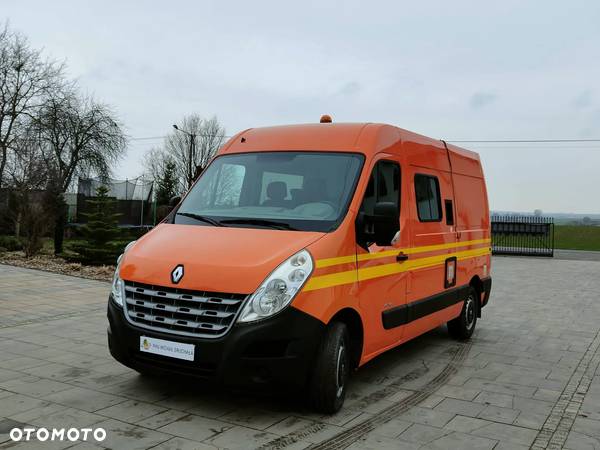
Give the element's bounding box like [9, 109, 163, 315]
[72, 177, 156, 227]
[491, 215, 554, 257]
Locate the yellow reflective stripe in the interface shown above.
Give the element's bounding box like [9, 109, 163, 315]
[302, 269, 357, 291]
[304, 247, 490, 292]
[457, 247, 491, 261]
[401, 238, 491, 256]
[316, 254, 357, 268]
[315, 238, 491, 268]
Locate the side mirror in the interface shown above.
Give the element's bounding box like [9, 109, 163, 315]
[355, 202, 399, 248]
[169, 196, 182, 207]
[373, 202, 399, 246]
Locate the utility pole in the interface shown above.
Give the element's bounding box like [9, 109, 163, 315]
[189, 133, 196, 187]
[139, 175, 145, 227]
[173, 124, 197, 189]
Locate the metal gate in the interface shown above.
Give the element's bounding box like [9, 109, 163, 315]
[491, 215, 554, 257]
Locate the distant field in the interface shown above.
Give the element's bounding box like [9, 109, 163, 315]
[554, 225, 600, 251]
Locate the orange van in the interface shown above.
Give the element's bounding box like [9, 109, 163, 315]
[107, 120, 492, 413]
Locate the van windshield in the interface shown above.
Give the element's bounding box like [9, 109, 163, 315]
[175, 152, 364, 232]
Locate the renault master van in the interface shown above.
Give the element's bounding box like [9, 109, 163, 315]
[107, 120, 492, 413]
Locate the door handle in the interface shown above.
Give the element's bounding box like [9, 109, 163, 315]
[396, 252, 409, 262]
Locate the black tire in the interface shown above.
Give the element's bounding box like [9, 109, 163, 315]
[448, 286, 478, 340]
[309, 322, 350, 414]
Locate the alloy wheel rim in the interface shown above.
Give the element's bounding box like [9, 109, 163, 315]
[465, 295, 475, 330]
[335, 344, 347, 398]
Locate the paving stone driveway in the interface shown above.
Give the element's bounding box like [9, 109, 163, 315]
[0, 256, 599, 449]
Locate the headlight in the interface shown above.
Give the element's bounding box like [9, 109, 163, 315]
[111, 241, 135, 306]
[111, 265, 124, 306]
[237, 249, 313, 323]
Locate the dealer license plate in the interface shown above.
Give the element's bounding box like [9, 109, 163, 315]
[139, 336, 195, 361]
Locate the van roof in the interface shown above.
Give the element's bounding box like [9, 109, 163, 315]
[220, 122, 482, 176]
[221, 123, 375, 154]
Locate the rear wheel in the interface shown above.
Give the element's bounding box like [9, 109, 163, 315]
[309, 322, 350, 414]
[448, 286, 478, 340]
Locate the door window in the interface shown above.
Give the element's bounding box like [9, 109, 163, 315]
[414, 174, 442, 222]
[360, 160, 401, 214]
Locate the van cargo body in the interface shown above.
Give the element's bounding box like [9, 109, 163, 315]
[107, 122, 492, 412]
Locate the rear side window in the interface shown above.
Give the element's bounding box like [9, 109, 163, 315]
[415, 174, 442, 222]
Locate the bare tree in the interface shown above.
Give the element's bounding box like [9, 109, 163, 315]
[0, 23, 64, 188]
[143, 146, 182, 194]
[165, 114, 226, 190]
[4, 125, 48, 237]
[35, 90, 127, 254]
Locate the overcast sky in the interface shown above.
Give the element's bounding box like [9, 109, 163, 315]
[3, 1, 600, 214]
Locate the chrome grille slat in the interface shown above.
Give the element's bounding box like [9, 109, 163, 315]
[123, 281, 246, 338]
[126, 310, 228, 331]
[124, 285, 241, 306]
[125, 298, 233, 319]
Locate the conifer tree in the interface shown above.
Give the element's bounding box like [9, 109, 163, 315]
[156, 160, 179, 205]
[72, 186, 122, 264]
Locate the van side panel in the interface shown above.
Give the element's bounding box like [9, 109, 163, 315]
[446, 144, 484, 178]
[448, 144, 491, 305]
[402, 162, 460, 344]
[453, 174, 490, 235]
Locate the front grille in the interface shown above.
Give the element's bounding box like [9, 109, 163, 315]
[123, 281, 247, 338]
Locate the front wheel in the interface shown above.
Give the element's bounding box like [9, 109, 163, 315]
[447, 286, 478, 340]
[309, 322, 350, 414]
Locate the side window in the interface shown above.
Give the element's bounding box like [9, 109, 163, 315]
[415, 174, 442, 222]
[360, 160, 400, 215]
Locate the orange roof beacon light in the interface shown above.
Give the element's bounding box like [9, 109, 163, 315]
[108, 120, 492, 415]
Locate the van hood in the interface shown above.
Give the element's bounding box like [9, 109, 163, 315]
[120, 223, 324, 294]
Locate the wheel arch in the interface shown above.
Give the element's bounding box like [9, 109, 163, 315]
[469, 275, 483, 317]
[328, 308, 364, 369]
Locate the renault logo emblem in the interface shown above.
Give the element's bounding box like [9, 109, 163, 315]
[171, 265, 184, 284]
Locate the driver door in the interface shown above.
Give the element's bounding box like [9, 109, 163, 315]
[356, 157, 409, 357]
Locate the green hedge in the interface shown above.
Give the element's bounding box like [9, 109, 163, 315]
[0, 235, 23, 252]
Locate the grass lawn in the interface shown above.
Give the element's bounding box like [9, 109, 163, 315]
[554, 225, 600, 251]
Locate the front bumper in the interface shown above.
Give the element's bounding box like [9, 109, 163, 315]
[107, 296, 325, 389]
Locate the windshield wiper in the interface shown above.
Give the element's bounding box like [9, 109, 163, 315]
[176, 212, 224, 227]
[218, 218, 297, 231]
